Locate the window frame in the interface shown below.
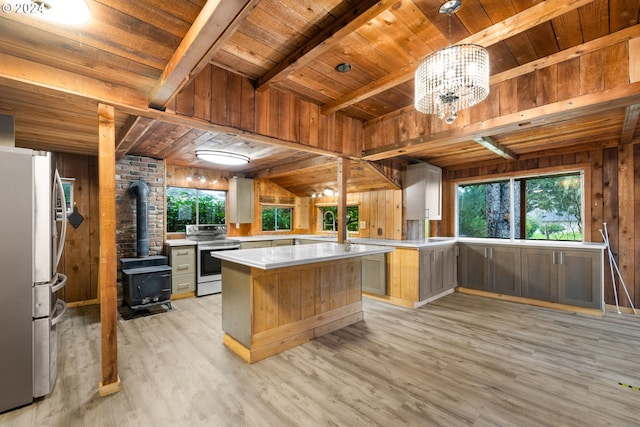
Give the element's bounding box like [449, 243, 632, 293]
[166, 186, 227, 233]
[453, 165, 590, 242]
[316, 204, 360, 235]
[260, 205, 293, 232]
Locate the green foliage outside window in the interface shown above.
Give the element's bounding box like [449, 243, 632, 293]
[320, 206, 359, 232]
[262, 207, 292, 231]
[457, 172, 582, 241]
[166, 187, 226, 232]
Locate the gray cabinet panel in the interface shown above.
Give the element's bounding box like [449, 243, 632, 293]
[558, 249, 602, 308]
[488, 246, 521, 296]
[520, 248, 557, 302]
[458, 244, 487, 290]
[362, 253, 387, 295]
[420, 243, 457, 301]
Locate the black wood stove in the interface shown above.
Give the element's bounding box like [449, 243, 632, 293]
[121, 255, 172, 315]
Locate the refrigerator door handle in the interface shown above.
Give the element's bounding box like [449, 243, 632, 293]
[51, 300, 67, 327]
[53, 169, 67, 271]
[51, 273, 67, 294]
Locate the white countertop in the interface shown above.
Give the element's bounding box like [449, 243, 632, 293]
[212, 243, 394, 270]
[165, 239, 197, 247]
[457, 237, 606, 250]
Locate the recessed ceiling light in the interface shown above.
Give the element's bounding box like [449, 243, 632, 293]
[336, 63, 352, 73]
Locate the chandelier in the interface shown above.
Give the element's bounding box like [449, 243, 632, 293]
[414, 0, 489, 124]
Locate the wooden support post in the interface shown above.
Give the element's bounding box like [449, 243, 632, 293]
[337, 157, 350, 243]
[97, 103, 120, 396]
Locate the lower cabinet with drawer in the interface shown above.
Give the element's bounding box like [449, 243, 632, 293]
[166, 244, 197, 297]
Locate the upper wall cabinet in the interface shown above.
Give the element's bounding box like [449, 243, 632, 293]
[404, 163, 442, 220]
[228, 177, 254, 224]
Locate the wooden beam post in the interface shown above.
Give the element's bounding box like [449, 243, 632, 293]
[97, 102, 120, 397]
[337, 157, 350, 243]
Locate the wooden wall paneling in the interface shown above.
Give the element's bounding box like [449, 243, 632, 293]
[252, 272, 278, 334]
[617, 144, 635, 306]
[393, 189, 402, 239]
[557, 57, 580, 100]
[517, 72, 536, 111]
[59, 155, 95, 303]
[369, 190, 379, 238]
[193, 65, 211, 121]
[289, 95, 301, 143]
[277, 91, 291, 141]
[254, 87, 269, 136]
[384, 189, 394, 239]
[605, 42, 630, 89]
[227, 72, 243, 129]
[175, 79, 195, 116]
[601, 147, 618, 305]
[211, 65, 228, 125]
[580, 50, 605, 95]
[499, 79, 518, 115]
[630, 37, 640, 83]
[360, 191, 370, 238]
[536, 65, 557, 106]
[89, 155, 100, 301]
[240, 76, 255, 132]
[308, 100, 320, 148]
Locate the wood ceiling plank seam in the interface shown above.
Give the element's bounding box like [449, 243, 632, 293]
[263, 0, 325, 40]
[115, 116, 154, 157]
[608, 0, 640, 33]
[0, 53, 149, 110]
[157, 128, 210, 159]
[255, 0, 398, 91]
[455, 0, 495, 35]
[499, 33, 537, 67]
[618, 104, 640, 144]
[550, 10, 585, 51]
[324, 0, 598, 114]
[578, 0, 610, 42]
[210, 51, 268, 80]
[94, 0, 197, 38]
[524, 22, 562, 58]
[356, 12, 420, 66]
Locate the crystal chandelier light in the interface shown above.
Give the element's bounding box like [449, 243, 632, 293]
[414, 0, 489, 124]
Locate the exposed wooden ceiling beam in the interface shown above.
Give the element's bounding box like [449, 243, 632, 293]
[148, 0, 254, 110]
[365, 160, 402, 190]
[321, 0, 596, 115]
[472, 136, 518, 160]
[254, 0, 396, 92]
[115, 116, 157, 160]
[620, 104, 640, 144]
[251, 155, 335, 178]
[362, 81, 640, 161]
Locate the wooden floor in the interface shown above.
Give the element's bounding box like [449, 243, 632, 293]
[3, 292, 640, 426]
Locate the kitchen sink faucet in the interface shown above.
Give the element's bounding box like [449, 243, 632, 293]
[324, 210, 336, 237]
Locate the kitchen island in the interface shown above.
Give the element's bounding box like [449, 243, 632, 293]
[213, 243, 393, 363]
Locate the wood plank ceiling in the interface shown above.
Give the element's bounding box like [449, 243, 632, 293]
[0, 0, 639, 195]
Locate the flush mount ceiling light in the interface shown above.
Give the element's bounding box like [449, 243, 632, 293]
[196, 150, 249, 166]
[414, 0, 489, 124]
[7, 0, 91, 25]
[336, 63, 352, 73]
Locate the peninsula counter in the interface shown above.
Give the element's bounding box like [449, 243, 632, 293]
[213, 243, 393, 363]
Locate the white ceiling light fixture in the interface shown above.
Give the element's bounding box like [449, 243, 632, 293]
[7, 0, 91, 26]
[196, 150, 250, 166]
[414, 0, 489, 124]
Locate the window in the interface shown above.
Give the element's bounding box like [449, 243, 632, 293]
[166, 187, 226, 232]
[320, 206, 359, 232]
[456, 172, 583, 241]
[262, 207, 292, 231]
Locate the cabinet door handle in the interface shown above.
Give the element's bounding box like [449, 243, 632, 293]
[177, 249, 188, 255]
[559, 252, 564, 265]
[490, 248, 493, 259]
[552, 251, 556, 264]
[484, 247, 487, 258]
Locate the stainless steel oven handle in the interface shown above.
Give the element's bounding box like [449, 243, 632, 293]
[51, 299, 67, 326]
[51, 272, 67, 293]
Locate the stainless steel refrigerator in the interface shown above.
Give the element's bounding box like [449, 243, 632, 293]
[0, 145, 67, 413]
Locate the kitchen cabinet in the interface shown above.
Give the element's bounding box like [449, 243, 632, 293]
[362, 253, 386, 295]
[522, 247, 601, 308]
[228, 177, 254, 224]
[404, 163, 442, 220]
[457, 243, 521, 296]
[166, 244, 196, 297]
[271, 239, 293, 247]
[419, 244, 456, 300]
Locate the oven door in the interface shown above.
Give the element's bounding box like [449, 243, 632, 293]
[198, 243, 241, 281]
[197, 243, 240, 295]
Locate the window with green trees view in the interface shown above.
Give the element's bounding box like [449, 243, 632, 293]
[320, 206, 359, 232]
[166, 187, 226, 232]
[457, 172, 583, 241]
[262, 207, 292, 231]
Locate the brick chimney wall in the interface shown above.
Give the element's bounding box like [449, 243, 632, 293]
[115, 155, 165, 259]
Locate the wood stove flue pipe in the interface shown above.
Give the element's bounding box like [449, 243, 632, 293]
[129, 180, 150, 257]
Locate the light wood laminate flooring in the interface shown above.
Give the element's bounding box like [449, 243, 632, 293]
[3, 293, 640, 426]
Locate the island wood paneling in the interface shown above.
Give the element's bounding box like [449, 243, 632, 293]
[441, 144, 640, 309]
[171, 65, 362, 158]
[387, 247, 420, 308]
[55, 153, 99, 305]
